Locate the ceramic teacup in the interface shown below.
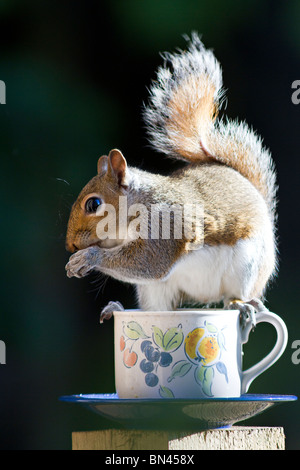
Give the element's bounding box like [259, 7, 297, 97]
[113, 309, 288, 399]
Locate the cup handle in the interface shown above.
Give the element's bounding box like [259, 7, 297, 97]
[241, 309, 288, 394]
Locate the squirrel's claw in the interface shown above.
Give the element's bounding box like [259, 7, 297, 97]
[100, 301, 124, 324]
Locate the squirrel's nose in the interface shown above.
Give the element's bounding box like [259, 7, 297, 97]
[65, 240, 78, 253]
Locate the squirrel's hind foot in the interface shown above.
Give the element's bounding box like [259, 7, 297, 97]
[227, 299, 257, 330]
[227, 297, 269, 331]
[100, 301, 124, 324]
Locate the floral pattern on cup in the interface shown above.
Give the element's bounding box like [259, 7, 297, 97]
[119, 320, 227, 398]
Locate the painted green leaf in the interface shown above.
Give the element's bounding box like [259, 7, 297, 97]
[167, 360, 192, 382]
[163, 325, 184, 352]
[194, 365, 214, 396]
[194, 364, 206, 385]
[152, 326, 164, 349]
[205, 322, 218, 334]
[159, 385, 175, 398]
[123, 321, 149, 340]
[202, 366, 214, 397]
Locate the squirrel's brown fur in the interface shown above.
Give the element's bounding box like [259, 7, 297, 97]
[65, 34, 277, 312]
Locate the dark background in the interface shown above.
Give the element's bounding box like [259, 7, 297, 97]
[0, 0, 299, 450]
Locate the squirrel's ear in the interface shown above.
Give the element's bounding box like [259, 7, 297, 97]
[108, 149, 128, 187]
[97, 155, 108, 174]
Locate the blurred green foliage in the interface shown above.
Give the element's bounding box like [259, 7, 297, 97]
[0, 0, 299, 449]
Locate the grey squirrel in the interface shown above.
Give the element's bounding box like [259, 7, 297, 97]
[65, 33, 277, 325]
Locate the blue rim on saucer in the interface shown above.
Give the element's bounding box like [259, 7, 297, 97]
[59, 393, 297, 431]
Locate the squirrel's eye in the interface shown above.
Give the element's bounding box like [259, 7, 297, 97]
[85, 197, 102, 214]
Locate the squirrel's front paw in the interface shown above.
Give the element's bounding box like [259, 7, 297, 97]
[65, 246, 101, 279]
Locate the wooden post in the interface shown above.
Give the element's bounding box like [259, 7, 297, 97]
[72, 426, 285, 450]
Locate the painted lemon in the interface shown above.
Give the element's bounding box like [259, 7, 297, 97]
[198, 336, 220, 365]
[184, 328, 205, 362]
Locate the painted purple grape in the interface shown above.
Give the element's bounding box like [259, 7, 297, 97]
[144, 345, 161, 362]
[140, 340, 152, 353]
[145, 373, 159, 387]
[140, 359, 154, 373]
[159, 352, 173, 367]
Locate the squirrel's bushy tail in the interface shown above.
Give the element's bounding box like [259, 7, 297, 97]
[143, 33, 277, 221]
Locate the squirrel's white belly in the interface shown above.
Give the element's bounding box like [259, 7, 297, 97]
[171, 245, 240, 303]
[171, 245, 235, 303]
[170, 236, 266, 304]
[136, 236, 268, 310]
